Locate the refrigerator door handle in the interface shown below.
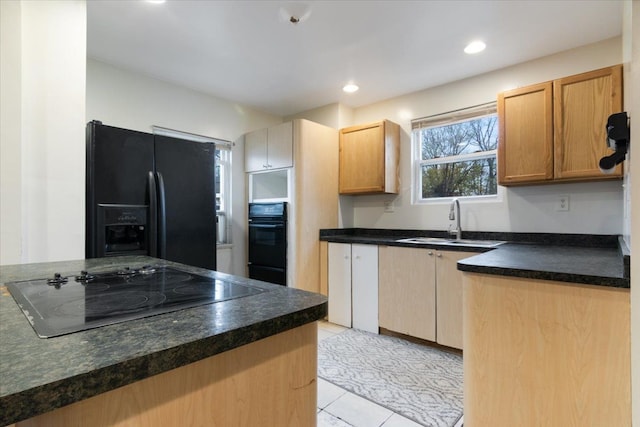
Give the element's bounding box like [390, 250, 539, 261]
[147, 171, 158, 257]
[156, 171, 167, 259]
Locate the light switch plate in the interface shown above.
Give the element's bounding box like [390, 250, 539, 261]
[384, 200, 394, 213]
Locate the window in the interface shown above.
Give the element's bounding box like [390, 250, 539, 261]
[215, 146, 231, 244]
[412, 103, 498, 201]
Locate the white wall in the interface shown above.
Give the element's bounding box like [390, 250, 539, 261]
[0, 0, 23, 265]
[285, 102, 355, 130]
[0, 0, 87, 265]
[86, 59, 282, 276]
[348, 37, 624, 234]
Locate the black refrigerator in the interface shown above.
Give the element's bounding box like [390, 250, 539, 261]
[85, 120, 217, 270]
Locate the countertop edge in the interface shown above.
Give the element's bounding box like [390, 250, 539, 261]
[0, 302, 327, 426]
[320, 229, 629, 289]
[457, 263, 630, 288]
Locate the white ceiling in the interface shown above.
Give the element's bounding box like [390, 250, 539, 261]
[87, 0, 623, 117]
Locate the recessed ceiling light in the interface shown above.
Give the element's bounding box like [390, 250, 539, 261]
[146, 0, 166, 4]
[343, 84, 359, 93]
[464, 40, 486, 54]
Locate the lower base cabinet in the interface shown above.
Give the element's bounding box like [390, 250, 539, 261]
[463, 273, 631, 426]
[327, 242, 470, 349]
[435, 250, 475, 349]
[327, 242, 378, 333]
[379, 246, 436, 341]
[379, 246, 472, 349]
[14, 323, 318, 427]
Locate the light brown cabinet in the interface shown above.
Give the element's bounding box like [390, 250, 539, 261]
[379, 246, 436, 341]
[244, 121, 293, 172]
[339, 120, 400, 194]
[463, 273, 630, 426]
[498, 65, 623, 185]
[497, 82, 553, 184]
[14, 323, 318, 427]
[554, 66, 623, 179]
[378, 246, 470, 349]
[435, 250, 475, 350]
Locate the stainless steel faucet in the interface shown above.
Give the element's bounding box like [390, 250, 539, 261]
[448, 198, 461, 240]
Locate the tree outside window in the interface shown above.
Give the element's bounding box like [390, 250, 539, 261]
[414, 108, 498, 200]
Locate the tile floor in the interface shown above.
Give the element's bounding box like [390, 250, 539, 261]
[316, 321, 464, 427]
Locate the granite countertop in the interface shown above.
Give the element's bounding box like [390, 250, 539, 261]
[320, 228, 630, 288]
[0, 256, 327, 426]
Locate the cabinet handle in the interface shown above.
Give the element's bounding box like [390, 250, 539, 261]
[437, 253, 442, 258]
[428, 251, 433, 256]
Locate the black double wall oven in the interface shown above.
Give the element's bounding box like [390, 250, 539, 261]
[248, 202, 287, 286]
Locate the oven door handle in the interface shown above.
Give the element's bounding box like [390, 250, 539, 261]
[147, 171, 158, 257]
[156, 172, 167, 259]
[248, 223, 284, 229]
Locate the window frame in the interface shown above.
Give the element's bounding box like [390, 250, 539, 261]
[215, 145, 232, 245]
[411, 103, 502, 204]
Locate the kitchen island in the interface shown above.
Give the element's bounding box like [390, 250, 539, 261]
[0, 256, 327, 427]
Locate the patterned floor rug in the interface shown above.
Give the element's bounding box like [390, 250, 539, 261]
[318, 329, 463, 427]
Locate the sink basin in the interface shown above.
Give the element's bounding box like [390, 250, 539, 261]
[395, 237, 452, 244]
[445, 239, 505, 247]
[395, 237, 505, 248]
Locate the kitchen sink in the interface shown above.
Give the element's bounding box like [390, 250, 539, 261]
[395, 237, 505, 248]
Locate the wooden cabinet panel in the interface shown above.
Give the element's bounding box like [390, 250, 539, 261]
[498, 82, 553, 185]
[463, 273, 630, 426]
[319, 241, 328, 297]
[553, 65, 623, 179]
[17, 323, 317, 427]
[497, 65, 623, 185]
[435, 250, 474, 350]
[339, 120, 400, 194]
[378, 246, 436, 341]
[327, 243, 352, 327]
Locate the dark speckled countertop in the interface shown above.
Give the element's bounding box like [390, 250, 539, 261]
[320, 228, 630, 288]
[0, 256, 327, 426]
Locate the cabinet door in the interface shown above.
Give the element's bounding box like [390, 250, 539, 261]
[352, 244, 378, 334]
[497, 82, 553, 185]
[378, 246, 436, 341]
[435, 250, 475, 350]
[267, 121, 293, 169]
[339, 122, 386, 193]
[553, 65, 623, 180]
[245, 128, 268, 172]
[327, 243, 352, 327]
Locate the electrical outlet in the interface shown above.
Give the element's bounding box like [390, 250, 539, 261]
[556, 195, 569, 211]
[384, 200, 394, 213]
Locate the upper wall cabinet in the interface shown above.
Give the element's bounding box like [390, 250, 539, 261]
[497, 82, 554, 184]
[245, 121, 293, 172]
[339, 120, 400, 194]
[497, 65, 623, 186]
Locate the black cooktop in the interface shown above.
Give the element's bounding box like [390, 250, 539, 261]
[6, 265, 265, 338]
